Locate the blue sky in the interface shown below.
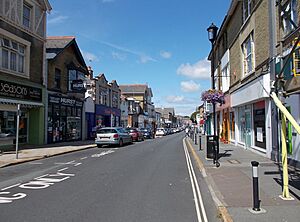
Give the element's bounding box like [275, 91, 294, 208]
[47, 0, 230, 116]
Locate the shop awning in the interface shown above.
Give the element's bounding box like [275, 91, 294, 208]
[0, 98, 44, 109]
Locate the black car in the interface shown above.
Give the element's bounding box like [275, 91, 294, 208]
[139, 128, 153, 139]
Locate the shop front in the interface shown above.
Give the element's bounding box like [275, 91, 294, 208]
[95, 104, 120, 128]
[0, 79, 44, 148]
[216, 95, 231, 143]
[231, 75, 271, 155]
[47, 95, 83, 143]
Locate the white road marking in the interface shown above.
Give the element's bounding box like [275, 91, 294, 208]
[55, 160, 76, 165]
[80, 157, 88, 160]
[29, 162, 43, 165]
[58, 167, 69, 172]
[91, 150, 115, 158]
[183, 140, 208, 222]
[1, 183, 21, 191]
[74, 163, 82, 167]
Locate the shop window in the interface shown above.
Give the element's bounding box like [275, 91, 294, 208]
[0, 37, 26, 76]
[230, 112, 235, 141]
[253, 101, 266, 149]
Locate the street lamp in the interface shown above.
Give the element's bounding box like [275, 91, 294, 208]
[207, 23, 220, 167]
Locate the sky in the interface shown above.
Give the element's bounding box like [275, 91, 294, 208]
[47, 0, 231, 116]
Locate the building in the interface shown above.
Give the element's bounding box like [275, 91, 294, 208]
[0, 0, 51, 148]
[208, 0, 274, 157]
[274, 0, 300, 166]
[119, 84, 154, 128]
[85, 71, 121, 136]
[155, 107, 176, 128]
[46, 36, 87, 143]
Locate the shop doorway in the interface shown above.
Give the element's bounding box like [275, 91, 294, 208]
[245, 108, 252, 148]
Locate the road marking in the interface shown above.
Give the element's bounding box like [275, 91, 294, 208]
[55, 160, 77, 165]
[74, 163, 82, 167]
[29, 162, 43, 165]
[80, 157, 88, 160]
[1, 183, 21, 191]
[183, 140, 208, 222]
[58, 167, 69, 172]
[91, 150, 115, 158]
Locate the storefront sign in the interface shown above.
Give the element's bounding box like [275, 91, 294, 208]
[71, 80, 85, 92]
[0, 80, 42, 102]
[48, 95, 83, 107]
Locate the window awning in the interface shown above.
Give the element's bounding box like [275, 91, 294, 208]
[0, 98, 44, 109]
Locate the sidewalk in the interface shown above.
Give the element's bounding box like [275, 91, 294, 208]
[0, 140, 96, 168]
[186, 135, 300, 222]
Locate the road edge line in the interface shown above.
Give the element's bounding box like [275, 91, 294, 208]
[184, 138, 233, 222]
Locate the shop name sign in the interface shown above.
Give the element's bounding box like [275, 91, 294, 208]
[49, 95, 83, 107]
[71, 80, 85, 92]
[0, 80, 42, 102]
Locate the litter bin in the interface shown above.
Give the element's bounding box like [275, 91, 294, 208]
[206, 135, 219, 159]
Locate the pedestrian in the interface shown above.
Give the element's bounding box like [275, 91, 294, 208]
[185, 127, 189, 137]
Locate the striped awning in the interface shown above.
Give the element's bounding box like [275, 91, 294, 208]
[0, 98, 44, 109]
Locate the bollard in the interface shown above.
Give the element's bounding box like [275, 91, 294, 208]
[251, 161, 260, 211]
[199, 135, 201, 150]
[195, 133, 197, 145]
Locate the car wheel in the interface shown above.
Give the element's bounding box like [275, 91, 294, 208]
[119, 139, 124, 147]
[97, 144, 102, 148]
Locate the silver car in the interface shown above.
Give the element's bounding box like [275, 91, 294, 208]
[95, 127, 132, 148]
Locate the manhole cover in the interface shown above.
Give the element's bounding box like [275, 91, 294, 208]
[227, 159, 241, 164]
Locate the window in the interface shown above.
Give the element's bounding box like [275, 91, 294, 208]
[242, 33, 255, 76]
[243, 0, 253, 23]
[221, 64, 230, 92]
[23, 4, 31, 29]
[281, 0, 298, 36]
[0, 37, 26, 75]
[54, 68, 61, 89]
[68, 69, 85, 91]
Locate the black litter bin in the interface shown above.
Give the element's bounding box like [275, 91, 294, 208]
[206, 135, 219, 159]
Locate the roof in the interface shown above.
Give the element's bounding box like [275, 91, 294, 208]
[46, 36, 87, 70]
[119, 84, 148, 94]
[155, 107, 175, 116]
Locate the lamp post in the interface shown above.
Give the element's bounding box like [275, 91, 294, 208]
[207, 23, 220, 167]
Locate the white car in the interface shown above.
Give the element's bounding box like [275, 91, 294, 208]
[155, 128, 166, 137]
[95, 127, 132, 148]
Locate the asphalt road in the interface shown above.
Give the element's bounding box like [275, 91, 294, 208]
[0, 132, 220, 222]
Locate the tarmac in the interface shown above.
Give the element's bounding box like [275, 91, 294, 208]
[185, 134, 300, 222]
[0, 140, 96, 168]
[1, 137, 299, 221]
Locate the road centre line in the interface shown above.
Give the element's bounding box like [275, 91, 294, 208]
[1, 183, 21, 191]
[74, 163, 82, 167]
[183, 140, 208, 222]
[80, 157, 88, 160]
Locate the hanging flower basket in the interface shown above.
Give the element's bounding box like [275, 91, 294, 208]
[201, 89, 225, 104]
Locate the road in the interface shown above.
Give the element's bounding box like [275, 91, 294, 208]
[0, 132, 220, 222]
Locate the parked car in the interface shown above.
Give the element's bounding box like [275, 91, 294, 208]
[95, 127, 132, 148]
[155, 128, 166, 137]
[139, 128, 153, 139]
[126, 127, 144, 142]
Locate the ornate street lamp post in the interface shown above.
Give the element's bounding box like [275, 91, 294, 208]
[207, 23, 220, 167]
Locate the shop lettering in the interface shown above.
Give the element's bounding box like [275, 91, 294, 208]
[0, 83, 28, 95]
[61, 98, 76, 106]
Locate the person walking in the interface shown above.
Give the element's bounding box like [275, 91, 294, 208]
[185, 127, 189, 137]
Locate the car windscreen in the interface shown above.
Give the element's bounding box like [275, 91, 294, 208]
[97, 129, 117, 134]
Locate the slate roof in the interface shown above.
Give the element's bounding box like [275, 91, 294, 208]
[119, 84, 148, 94]
[46, 36, 75, 57]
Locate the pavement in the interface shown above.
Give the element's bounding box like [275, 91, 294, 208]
[185, 134, 300, 222]
[0, 140, 96, 168]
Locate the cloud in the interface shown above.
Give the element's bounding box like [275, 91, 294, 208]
[112, 51, 126, 61]
[180, 80, 200, 92]
[82, 51, 100, 63]
[48, 15, 68, 25]
[177, 58, 211, 79]
[165, 95, 185, 103]
[139, 54, 156, 63]
[160, 50, 172, 59]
